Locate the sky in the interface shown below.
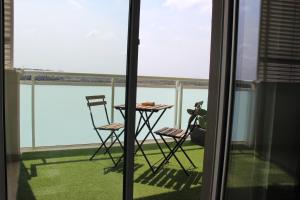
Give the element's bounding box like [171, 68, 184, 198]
[14, 0, 212, 78]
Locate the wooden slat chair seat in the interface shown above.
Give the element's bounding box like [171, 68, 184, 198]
[98, 123, 124, 131]
[155, 127, 186, 138]
[153, 107, 199, 176]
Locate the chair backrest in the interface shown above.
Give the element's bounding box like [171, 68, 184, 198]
[186, 108, 198, 132]
[173, 109, 198, 140]
[86, 95, 110, 128]
[86, 95, 106, 106]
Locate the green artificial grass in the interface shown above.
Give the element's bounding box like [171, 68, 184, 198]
[17, 142, 204, 200]
[17, 144, 297, 200]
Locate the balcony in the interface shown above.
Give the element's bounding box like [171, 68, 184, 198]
[8, 69, 207, 200]
[7, 69, 255, 200]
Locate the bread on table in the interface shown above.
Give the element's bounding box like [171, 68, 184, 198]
[141, 102, 155, 106]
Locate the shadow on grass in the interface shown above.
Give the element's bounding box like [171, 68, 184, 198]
[24, 156, 124, 179]
[135, 167, 202, 191]
[21, 142, 201, 160]
[135, 186, 202, 200]
[104, 162, 144, 174]
[17, 162, 36, 200]
[17, 143, 203, 200]
[21, 142, 201, 177]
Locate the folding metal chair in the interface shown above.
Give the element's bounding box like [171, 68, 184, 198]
[86, 95, 124, 165]
[154, 106, 199, 175]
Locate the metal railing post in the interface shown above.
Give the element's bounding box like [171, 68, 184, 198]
[110, 78, 115, 143]
[174, 81, 179, 128]
[178, 82, 183, 129]
[31, 75, 36, 148]
[111, 78, 115, 123]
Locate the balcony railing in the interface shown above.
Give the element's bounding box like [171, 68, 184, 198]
[19, 69, 256, 149]
[19, 70, 209, 148]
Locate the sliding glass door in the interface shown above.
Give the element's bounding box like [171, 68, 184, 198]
[222, 0, 300, 199]
[133, 1, 212, 200]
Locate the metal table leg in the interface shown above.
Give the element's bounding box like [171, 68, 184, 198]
[115, 107, 170, 173]
[137, 111, 168, 160]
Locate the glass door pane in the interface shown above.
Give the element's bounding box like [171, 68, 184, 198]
[5, 0, 130, 199]
[223, 0, 300, 200]
[133, 0, 212, 199]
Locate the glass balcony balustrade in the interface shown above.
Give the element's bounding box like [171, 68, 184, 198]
[19, 70, 210, 149]
[19, 70, 254, 149]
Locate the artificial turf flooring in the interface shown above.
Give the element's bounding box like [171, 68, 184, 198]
[17, 142, 298, 200]
[17, 142, 204, 200]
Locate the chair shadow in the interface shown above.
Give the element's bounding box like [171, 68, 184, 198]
[134, 186, 202, 200]
[135, 167, 202, 191]
[104, 162, 144, 174]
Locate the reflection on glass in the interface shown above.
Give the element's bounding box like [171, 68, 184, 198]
[224, 0, 300, 200]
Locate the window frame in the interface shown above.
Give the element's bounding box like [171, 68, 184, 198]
[123, 1, 141, 200]
[0, 0, 8, 199]
[201, 0, 238, 199]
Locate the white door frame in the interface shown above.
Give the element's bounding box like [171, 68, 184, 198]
[0, 0, 8, 199]
[201, 0, 238, 199]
